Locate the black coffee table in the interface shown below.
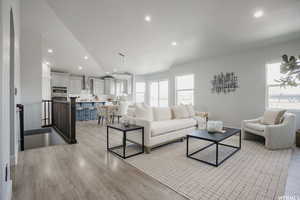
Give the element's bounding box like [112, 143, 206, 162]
[186, 128, 241, 167]
[107, 124, 144, 159]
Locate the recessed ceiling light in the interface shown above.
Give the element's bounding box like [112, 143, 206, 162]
[48, 49, 53, 53]
[144, 15, 151, 22]
[253, 10, 264, 18]
[171, 41, 177, 46]
[84, 56, 88, 60]
[78, 66, 83, 70]
[45, 62, 50, 65]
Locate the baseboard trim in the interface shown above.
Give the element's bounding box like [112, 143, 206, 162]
[2, 179, 12, 200]
[24, 127, 51, 136]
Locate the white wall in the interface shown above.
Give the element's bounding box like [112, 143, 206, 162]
[142, 39, 300, 129]
[0, 0, 20, 199]
[20, 25, 42, 130]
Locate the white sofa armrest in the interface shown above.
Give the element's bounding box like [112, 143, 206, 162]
[241, 117, 262, 139]
[243, 117, 262, 124]
[264, 121, 295, 150]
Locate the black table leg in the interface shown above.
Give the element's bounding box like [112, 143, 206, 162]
[186, 135, 189, 157]
[216, 142, 219, 166]
[239, 130, 241, 149]
[123, 131, 126, 159]
[107, 126, 109, 150]
[142, 128, 144, 153]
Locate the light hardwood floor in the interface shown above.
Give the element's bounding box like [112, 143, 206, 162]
[12, 121, 300, 200]
[12, 122, 187, 200]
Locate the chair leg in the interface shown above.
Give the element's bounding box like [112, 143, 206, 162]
[98, 116, 101, 125]
[118, 116, 120, 123]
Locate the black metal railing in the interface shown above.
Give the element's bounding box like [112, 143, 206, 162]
[16, 104, 24, 151]
[42, 100, 52, 127]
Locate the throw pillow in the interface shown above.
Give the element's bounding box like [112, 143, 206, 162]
[172, 105, 189, 119]
[261, 109, 286, 125]
[185, 104, 195, 117]
[135, 104, 153, 121]
[153, 107, 172, 121]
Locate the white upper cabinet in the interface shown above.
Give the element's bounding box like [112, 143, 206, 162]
[69, 76, 82, 95]
[51, 72, 69, 87]
[94, 79, 104, 96]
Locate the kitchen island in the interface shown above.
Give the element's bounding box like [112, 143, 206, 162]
[76, 101, 106, 121]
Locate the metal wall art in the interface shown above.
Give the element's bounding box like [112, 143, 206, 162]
[211, 72, 239, 94]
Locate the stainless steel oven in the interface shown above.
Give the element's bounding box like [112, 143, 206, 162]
[52, 87, 68, 101]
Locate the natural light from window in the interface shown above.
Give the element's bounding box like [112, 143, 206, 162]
[267, 62, 300, 109]
[150, 80, 169, 107]
[175, 74, 194, 105]
[135, 82, 145, 103]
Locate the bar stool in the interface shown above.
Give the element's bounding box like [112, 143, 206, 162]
[96, 104, 107, 125]
[76, 103, 84, 121]
[82, 103, 90, 121]
[88, 103, 96, 120]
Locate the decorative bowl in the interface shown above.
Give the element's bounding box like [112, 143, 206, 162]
[207, 121, 223, 132]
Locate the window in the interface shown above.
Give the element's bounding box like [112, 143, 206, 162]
[150, 80, 169, 107]
[267, 62, 300, 109]
[175, 74, 194, 105]
[115, 80, 124, 96]
[135, 82, 146, 103]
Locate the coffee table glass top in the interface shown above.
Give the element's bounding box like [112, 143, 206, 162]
[189, 128, 240, 142]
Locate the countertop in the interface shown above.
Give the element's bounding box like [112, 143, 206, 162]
[76, 101, 106, 103]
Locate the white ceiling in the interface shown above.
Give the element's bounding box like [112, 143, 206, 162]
[25, 0, 300, 75]
[21, 0, 105, 76]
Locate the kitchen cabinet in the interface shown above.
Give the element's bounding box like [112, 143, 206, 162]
[93, 79, 104, 96]
[69, 76, 82, 95]
[51, 72, 69, 87]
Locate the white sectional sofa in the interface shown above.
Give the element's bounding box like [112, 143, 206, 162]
[124, 104, 206, 153]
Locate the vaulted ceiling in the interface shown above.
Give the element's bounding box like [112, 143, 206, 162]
[21, 0, 104, 76]
[27, 0, 300, 75]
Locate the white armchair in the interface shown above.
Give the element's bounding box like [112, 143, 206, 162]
[242, 113, 296, 150]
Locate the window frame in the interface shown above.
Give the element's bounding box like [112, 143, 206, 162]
[175, 74, 195, 105]
[149, 79, 169, 107]
[265, 62, 300, 111]
[135, 81, 146, 103]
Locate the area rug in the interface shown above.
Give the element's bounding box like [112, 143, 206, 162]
[124, 136, 292, 200]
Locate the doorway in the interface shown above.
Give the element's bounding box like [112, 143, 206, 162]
[9, 8, 16, 163]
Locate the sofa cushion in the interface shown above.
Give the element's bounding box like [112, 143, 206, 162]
[153, 107, 172, 121]
[171, 105, 189, 119]
[245, 122, 266, 132]
[261, 109, 286, 125]
[135, 104, 153, 121]
[151, 118, 197, 137]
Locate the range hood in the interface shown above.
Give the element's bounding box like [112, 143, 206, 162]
[82, 75, 94, 92]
